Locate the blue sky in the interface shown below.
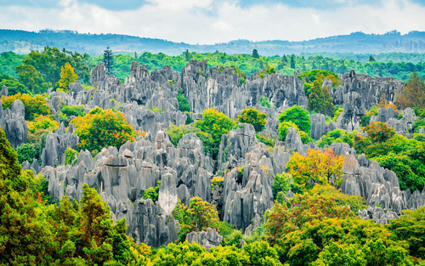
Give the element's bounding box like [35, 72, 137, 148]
[0, 0, 424, 43]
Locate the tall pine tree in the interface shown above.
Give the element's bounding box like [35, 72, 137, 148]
[103, 47, 114, 75]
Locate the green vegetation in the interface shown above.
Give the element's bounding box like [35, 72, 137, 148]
[396, 72, 425, 110]
[354, 122, 425, 191]
[0, 127, 140, 264]
[177, 90, 191, 112]
[194, 108, 236, 159]
[1, 93, 50, 120]
[256, 133, 275, 147]
[258, 96, 272, 108]
[286, 149, 345, 189]
[173, 197, 220, 242]
[70, 107, 136, 155]
[237, 107, 267, 132]
[56, 62, 78, 92]
[143, 180, 161, 202]
[278, 105, 311, 134]
[64, 147, 79, 165]
[166, 124, 200, 146]
[318, 129, 356, 148]
[17, 143, 37, 164]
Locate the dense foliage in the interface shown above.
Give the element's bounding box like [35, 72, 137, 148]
[173, 197, 220, 242]
[70, 107, 136, 155]
[278, 105, 311, 134]
[354, 122, 425, 191]
[286, 149, 345, 189]
[194, 108, 236, 159]
[238, 107, 267, 132]
[1, 93, 50, 120]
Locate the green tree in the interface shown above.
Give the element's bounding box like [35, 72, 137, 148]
[103, 47, 114, 75]
[395, 72, 425, 109]
[252, 49, 260, 59]
[177, 90, 190, 112]
[194, 108, 235, 159]
[0, 74, 28, 95]
[238, 107, 267, 132]
[1, 93, 50, 120]
[388, 206, 425, 260]
[56, 62, 78, 92]
[173, 197, 220, 242]
[70, 107, 136, 155]
[278, 105, 311, 134]
[24, 46, 89, 86]
[16, 64, 48, 94]
[307, 80, 335, 116]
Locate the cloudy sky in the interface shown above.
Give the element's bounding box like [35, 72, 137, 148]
[0, 0, 424, 44]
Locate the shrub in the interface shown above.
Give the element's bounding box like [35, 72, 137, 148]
[61, 105, 85, 118]
[211, 176, 224, 190]
[388, 206, 425, 260]
[166, 124, 200, 146]
[194, 108, 236, 159]
[64, 147, 79, 166]
[177, 90, 190, 112]
[363, 121, 396, 143]
[17, 143, 37, 164]
[256, 133, 275, 147]
[318, 129, 356, 148]
[333, 107, 344, 121]
[277, 121, 299, 141]
[278, 105, 311, 134]
[173, 197, 220, 242]
[27, 115, 59, 133]
[70, 107, 136, 155]
[360, 105, 378, 127]
[143, 180, 161, 202]
[1, 93, 50, 120]
[272, 172, 291, 202]
[238, 107, 267, 132]
[286, 148, 344, 189]
[27, 115, 59, 143]
[0, 75, 28, 95]
[258, 96, 271, 108]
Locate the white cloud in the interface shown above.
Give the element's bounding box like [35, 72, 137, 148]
[0, 0, 424, 44]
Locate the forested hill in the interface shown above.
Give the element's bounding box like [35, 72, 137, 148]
[2, 29, 425, 55]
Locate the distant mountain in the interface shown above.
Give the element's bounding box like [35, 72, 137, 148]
[1, 29, 425, 56]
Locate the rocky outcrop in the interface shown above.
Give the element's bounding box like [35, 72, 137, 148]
[41, 124, 79, 167]
[0, 100, 28, 148]
[336, 71, 404, 131]
[310, 113, 336, 140]
[42, 130, 213, 246]
[358, 206, 399, 224]
[186, 228, 223, 250]
[284, 127, 306, 154]
[334, 143, 424, 217]
[372, 107, 416, 136]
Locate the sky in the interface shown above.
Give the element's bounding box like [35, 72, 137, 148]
[0, 0, 425, 44]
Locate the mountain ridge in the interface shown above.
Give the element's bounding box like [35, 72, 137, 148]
[1, 29, 425, 55]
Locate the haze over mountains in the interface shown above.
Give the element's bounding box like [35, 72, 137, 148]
[2, 29, 425, 56]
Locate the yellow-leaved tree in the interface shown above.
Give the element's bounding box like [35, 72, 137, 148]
[56, 62, 78, 93]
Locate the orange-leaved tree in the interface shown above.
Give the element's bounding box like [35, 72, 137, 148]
[286, 148, 344, 189]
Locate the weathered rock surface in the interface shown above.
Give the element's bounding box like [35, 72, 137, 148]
[336, 71, 404, 131]
[186, 228, 223, 250]
[42, 130, 213, 246]
[26, 61, 425, 247]
[41, 124, 79, 167]
[0, 100, 28, 148]
[335, 143, 424, 216]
